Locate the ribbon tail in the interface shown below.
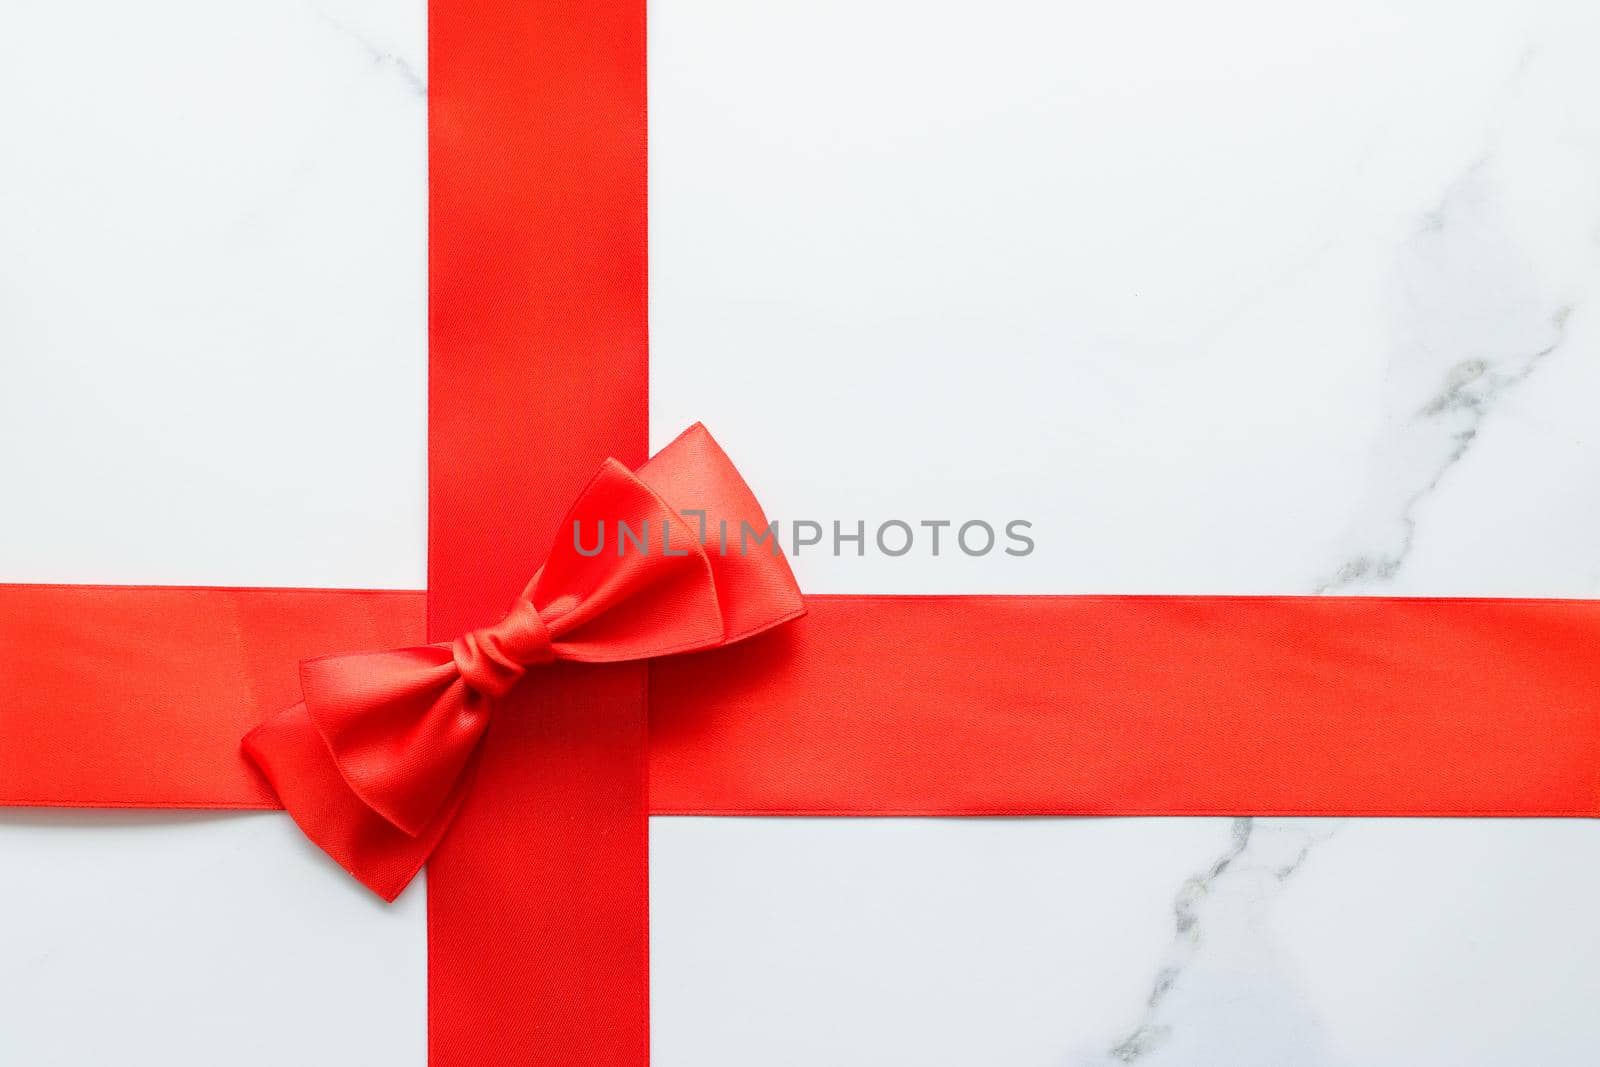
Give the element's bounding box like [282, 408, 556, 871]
[242, 702, 470, 901]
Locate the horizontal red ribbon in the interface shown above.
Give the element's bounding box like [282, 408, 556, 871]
[6, 586, 1598, 816]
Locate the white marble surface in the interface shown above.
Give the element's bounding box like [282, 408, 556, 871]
[4, 0, 1600, 1064]
[0, 0, 426, 589]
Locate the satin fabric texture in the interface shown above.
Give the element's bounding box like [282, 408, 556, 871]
[241, 425, 804, 900]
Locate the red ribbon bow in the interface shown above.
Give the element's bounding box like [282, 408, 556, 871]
[242, 425, 804, 899]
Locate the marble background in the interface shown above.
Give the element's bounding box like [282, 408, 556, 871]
[4, 0, 1600, 1064]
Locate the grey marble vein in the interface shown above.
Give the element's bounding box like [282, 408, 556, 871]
[1086, 38, 1600, 1060]
[1318, 158, 1577, 591]
[1083, 819, 1344, 1066]
[1106, 819, 1253, 1063]
[316, 7, 426, 95]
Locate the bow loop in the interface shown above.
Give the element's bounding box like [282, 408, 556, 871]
[298, 644, 484, 841]
[533, 458, 728, 661]
[242, 424, 805, 901]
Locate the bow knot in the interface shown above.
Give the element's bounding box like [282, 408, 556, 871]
[242, 425, 804, 900]
[452, 597, 553, 699]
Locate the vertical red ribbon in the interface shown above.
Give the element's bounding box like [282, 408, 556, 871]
[428, 0, 649, 1062]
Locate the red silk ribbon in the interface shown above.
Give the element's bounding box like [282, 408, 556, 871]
[241, 424, 803, 900]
